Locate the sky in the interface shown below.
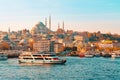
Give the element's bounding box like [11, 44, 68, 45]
[0, 0, 120, 34]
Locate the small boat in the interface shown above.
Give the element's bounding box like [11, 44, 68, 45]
[0, 52, 8, 60]
[100, 51, 111, 57]
[111, 53, 120, 58]
[18, 52, 66, 64]
[102, 54, 111, 57]
[111, 54, 116, 58]
[84, 51, 94, 58]
[115, 55, 120, 58]
[85, 54, 94, 58]
[94, 53, 101, 57]
[79, 53, 85, 58]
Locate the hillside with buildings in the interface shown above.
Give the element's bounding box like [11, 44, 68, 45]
[0, 17, 120, 56]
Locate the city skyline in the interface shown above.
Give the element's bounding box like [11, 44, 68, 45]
[0, 0, 120, 34]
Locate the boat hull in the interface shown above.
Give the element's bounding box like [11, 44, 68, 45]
[85, 55, 94, 58]
[19, 59, 66, 64]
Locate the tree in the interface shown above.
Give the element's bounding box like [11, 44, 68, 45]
[28, 38, 35, 50]
[0, 41, 10, 50]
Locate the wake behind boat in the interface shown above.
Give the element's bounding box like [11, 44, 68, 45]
[18, 52, 66, 64]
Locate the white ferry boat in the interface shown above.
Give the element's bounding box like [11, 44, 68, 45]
[18, 52, 66, 64]
[0, 52, 8, 60]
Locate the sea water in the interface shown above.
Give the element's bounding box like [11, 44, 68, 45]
[0, 57, 120, 80]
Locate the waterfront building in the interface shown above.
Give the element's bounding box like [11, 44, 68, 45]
[54, 42, 64, 53]
[19, 39, 28, 46]
[22, 29, 29, 35]
[51, 35, 59, 41]
[98, 40, 120, 51]
[113, 42, 120, 48]
[74, 35, 84, 41]
[21, 29, 31, 39]
[73, 35, 86, 52]
[99, 43, 113, 48]
[9, 33, 17, 40]
[12, 39, 29, 50]
[32, 34, 42, 42]
[66, 30, 73, 35]
[56, 38, 63, 43]
[12, 39, 20, 45]
[56, 22, 65, 35]
[33, 39, 50, 52]
[56, 28, 65, 34]
[64, 36, 73, 48]
[50, 41, 55, 52]
[12, 45, 28, 51]
[98, 40, 113, 48]
[64, 41, 73, 48]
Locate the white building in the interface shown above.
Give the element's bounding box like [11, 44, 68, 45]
[33, 39, 50, 52]
[99, 43, 113, 48]
[74, 35, 84, 41]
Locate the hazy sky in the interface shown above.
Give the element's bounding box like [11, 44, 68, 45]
[0, 0, 120, 34]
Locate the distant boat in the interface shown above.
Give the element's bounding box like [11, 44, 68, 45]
[0, 52, 8, 60]
[18, 52, 66, 64]
[102, 53, 111, 57]
[79, 53, 85, 58]
[101, 52, 111, 57]
[84, 51, 94, 58]
[94, 53, 101, 57]
[111, 53, 120, 58]
[85, 54, 94, 58]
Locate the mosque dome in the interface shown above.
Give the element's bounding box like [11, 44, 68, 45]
[31, 22, 49, 35]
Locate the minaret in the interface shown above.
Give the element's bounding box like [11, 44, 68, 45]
[58, 23, 60, 29]
[62, 21, 64, 31]
[49, 15, 51, 33]
[45, 17, 47, 27]
[8, 27, 10, 34]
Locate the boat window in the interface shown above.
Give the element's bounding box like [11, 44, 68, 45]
[43, 55, 50, 57]
[24, 56, 31, 57]
[34, 58, 43, 60]
[45, 58, 51, 60]
[33, 55, 42, 57]
[42, 55, 56, 57]
[50, 55, 56, 57]
[21, 55, 31, 57]
[23, 58, 33, 60]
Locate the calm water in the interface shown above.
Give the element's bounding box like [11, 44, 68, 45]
[0, 57, 120, 80]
